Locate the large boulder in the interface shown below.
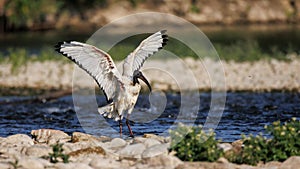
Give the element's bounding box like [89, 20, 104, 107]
[279, 156, 300, 169]
[31, 129, 71, 144]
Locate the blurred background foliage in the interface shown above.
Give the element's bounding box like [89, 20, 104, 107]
[0, 0, 300, 64]
[1, 0, 108, 31]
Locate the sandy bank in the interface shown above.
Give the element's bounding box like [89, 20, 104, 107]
[0, 58, 299, 92]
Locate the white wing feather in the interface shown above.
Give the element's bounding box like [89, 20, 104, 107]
[123, 30, 168, 76]
[55, 41, 123, 101]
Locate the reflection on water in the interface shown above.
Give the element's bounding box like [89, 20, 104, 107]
[0, 92, 299, 142]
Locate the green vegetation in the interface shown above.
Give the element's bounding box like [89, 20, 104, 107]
[230, 118, 300, 165]
[3, 0, 107, 30]
[0, 37, 298, 74]
[169, 123, 223, 162]
[190, 4, 200, 13]
[4, 0, 62, 29]
[214, 40, 292, 62]
[0, 48, 67, 73]
[170, 118, 300, 165]
[48, 143, 69, 163]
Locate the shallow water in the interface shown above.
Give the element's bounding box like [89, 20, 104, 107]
[0, 92, 299, 142]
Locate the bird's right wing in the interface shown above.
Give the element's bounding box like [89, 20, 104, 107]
[55, 41, 123, 102]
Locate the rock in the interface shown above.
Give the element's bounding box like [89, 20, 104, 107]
[232, 139, 243, 153]
[260, 161, 282, 168]
[31, 129, 71, 144]
[25, 144, 52, 157]
[68, 146, 106, 157]
[55, 162, 93, 169]
[72, 132, 111, 143]
[18, 157, 48, 169]
[117, 143, 146, 159]
[1, 134, 34, 146]
[62, 141, 107, 155]
[142, 154, 183, 168]
[0, 134, 34, 155]
[217, 157, 229, 164]
[109, 138, 127, 149]
[218, 143, 233, 152]
[176, 161, 240, 169]
[133, 137, 148, 144]
[0, 163, 10, 169]
[90, 157, 124, 169]
[144, 138, 161, 148]
[141, 143, 169, 158]
[279, 156, 300, 169]
[143, 134, 165, 142]
[66, 145, 106, 163]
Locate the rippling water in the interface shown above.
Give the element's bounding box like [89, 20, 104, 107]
[0, 92, 299, 142]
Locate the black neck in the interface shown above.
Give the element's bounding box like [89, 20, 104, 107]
[133, 76, 139, 85]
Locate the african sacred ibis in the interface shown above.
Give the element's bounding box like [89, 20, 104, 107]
[55, 30, 168, 137]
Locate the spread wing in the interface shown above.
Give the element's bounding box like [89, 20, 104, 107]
[55, 41, 123, 102]
[123, 30, 168, 76]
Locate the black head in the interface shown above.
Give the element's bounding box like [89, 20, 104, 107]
[133, 70, 152, 92]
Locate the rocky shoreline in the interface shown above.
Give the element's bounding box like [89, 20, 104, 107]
[0, 129, 299, 169]
[0, 58, 299, 93]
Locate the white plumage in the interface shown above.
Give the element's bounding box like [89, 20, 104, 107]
[55, 30, 168, 137]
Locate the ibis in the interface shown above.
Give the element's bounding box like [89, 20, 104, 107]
[55, 30, 168, 137]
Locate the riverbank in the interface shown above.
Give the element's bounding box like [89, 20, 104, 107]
[1, 0, 300, 32]
[0, 58, 299, 94]
[0, 129, 298, 169]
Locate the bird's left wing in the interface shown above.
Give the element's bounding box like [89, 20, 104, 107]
[55, 41, 123, 102]
[123, 30, 168, 76]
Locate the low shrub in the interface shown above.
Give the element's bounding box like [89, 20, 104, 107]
[169, 123, 223, 162]
[229, 117, 300, 165]
[170, 118, 300, 165]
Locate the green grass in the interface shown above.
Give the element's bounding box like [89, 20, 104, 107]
[0, 47, 68, 73]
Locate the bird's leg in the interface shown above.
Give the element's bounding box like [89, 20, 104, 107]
[126, 114, 134, 137]
[118, 119, 123, 137]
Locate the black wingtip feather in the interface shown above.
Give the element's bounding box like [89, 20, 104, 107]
[54, 41, 64, 49]
[160, 30, 168, 48]
[162, 34, 168, 39]
[160, 30, 167, 34]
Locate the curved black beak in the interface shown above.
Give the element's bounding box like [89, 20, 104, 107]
[138, 73, 152, 92]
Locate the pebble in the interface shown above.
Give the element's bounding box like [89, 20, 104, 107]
[0, 130, 299, 169]
[31, 129, 71, 144]
[25, 144, 53, 157]
[143, 134, 165, 143]
[218, 143, 233, 152]
[72, 132, 111, 143]
[55, 162, 93, 169]
[142, 143, 169, 158]
[90, 157, 124, 169]
[17, 157, 48, 169]
[0, 163, 10, 169]
[117, 143, 146, 159]
[142, 154, 183, 168]
[144, 138, 161, 148]
[132, 137, 147, 144]
[109, 138, 127, 149]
